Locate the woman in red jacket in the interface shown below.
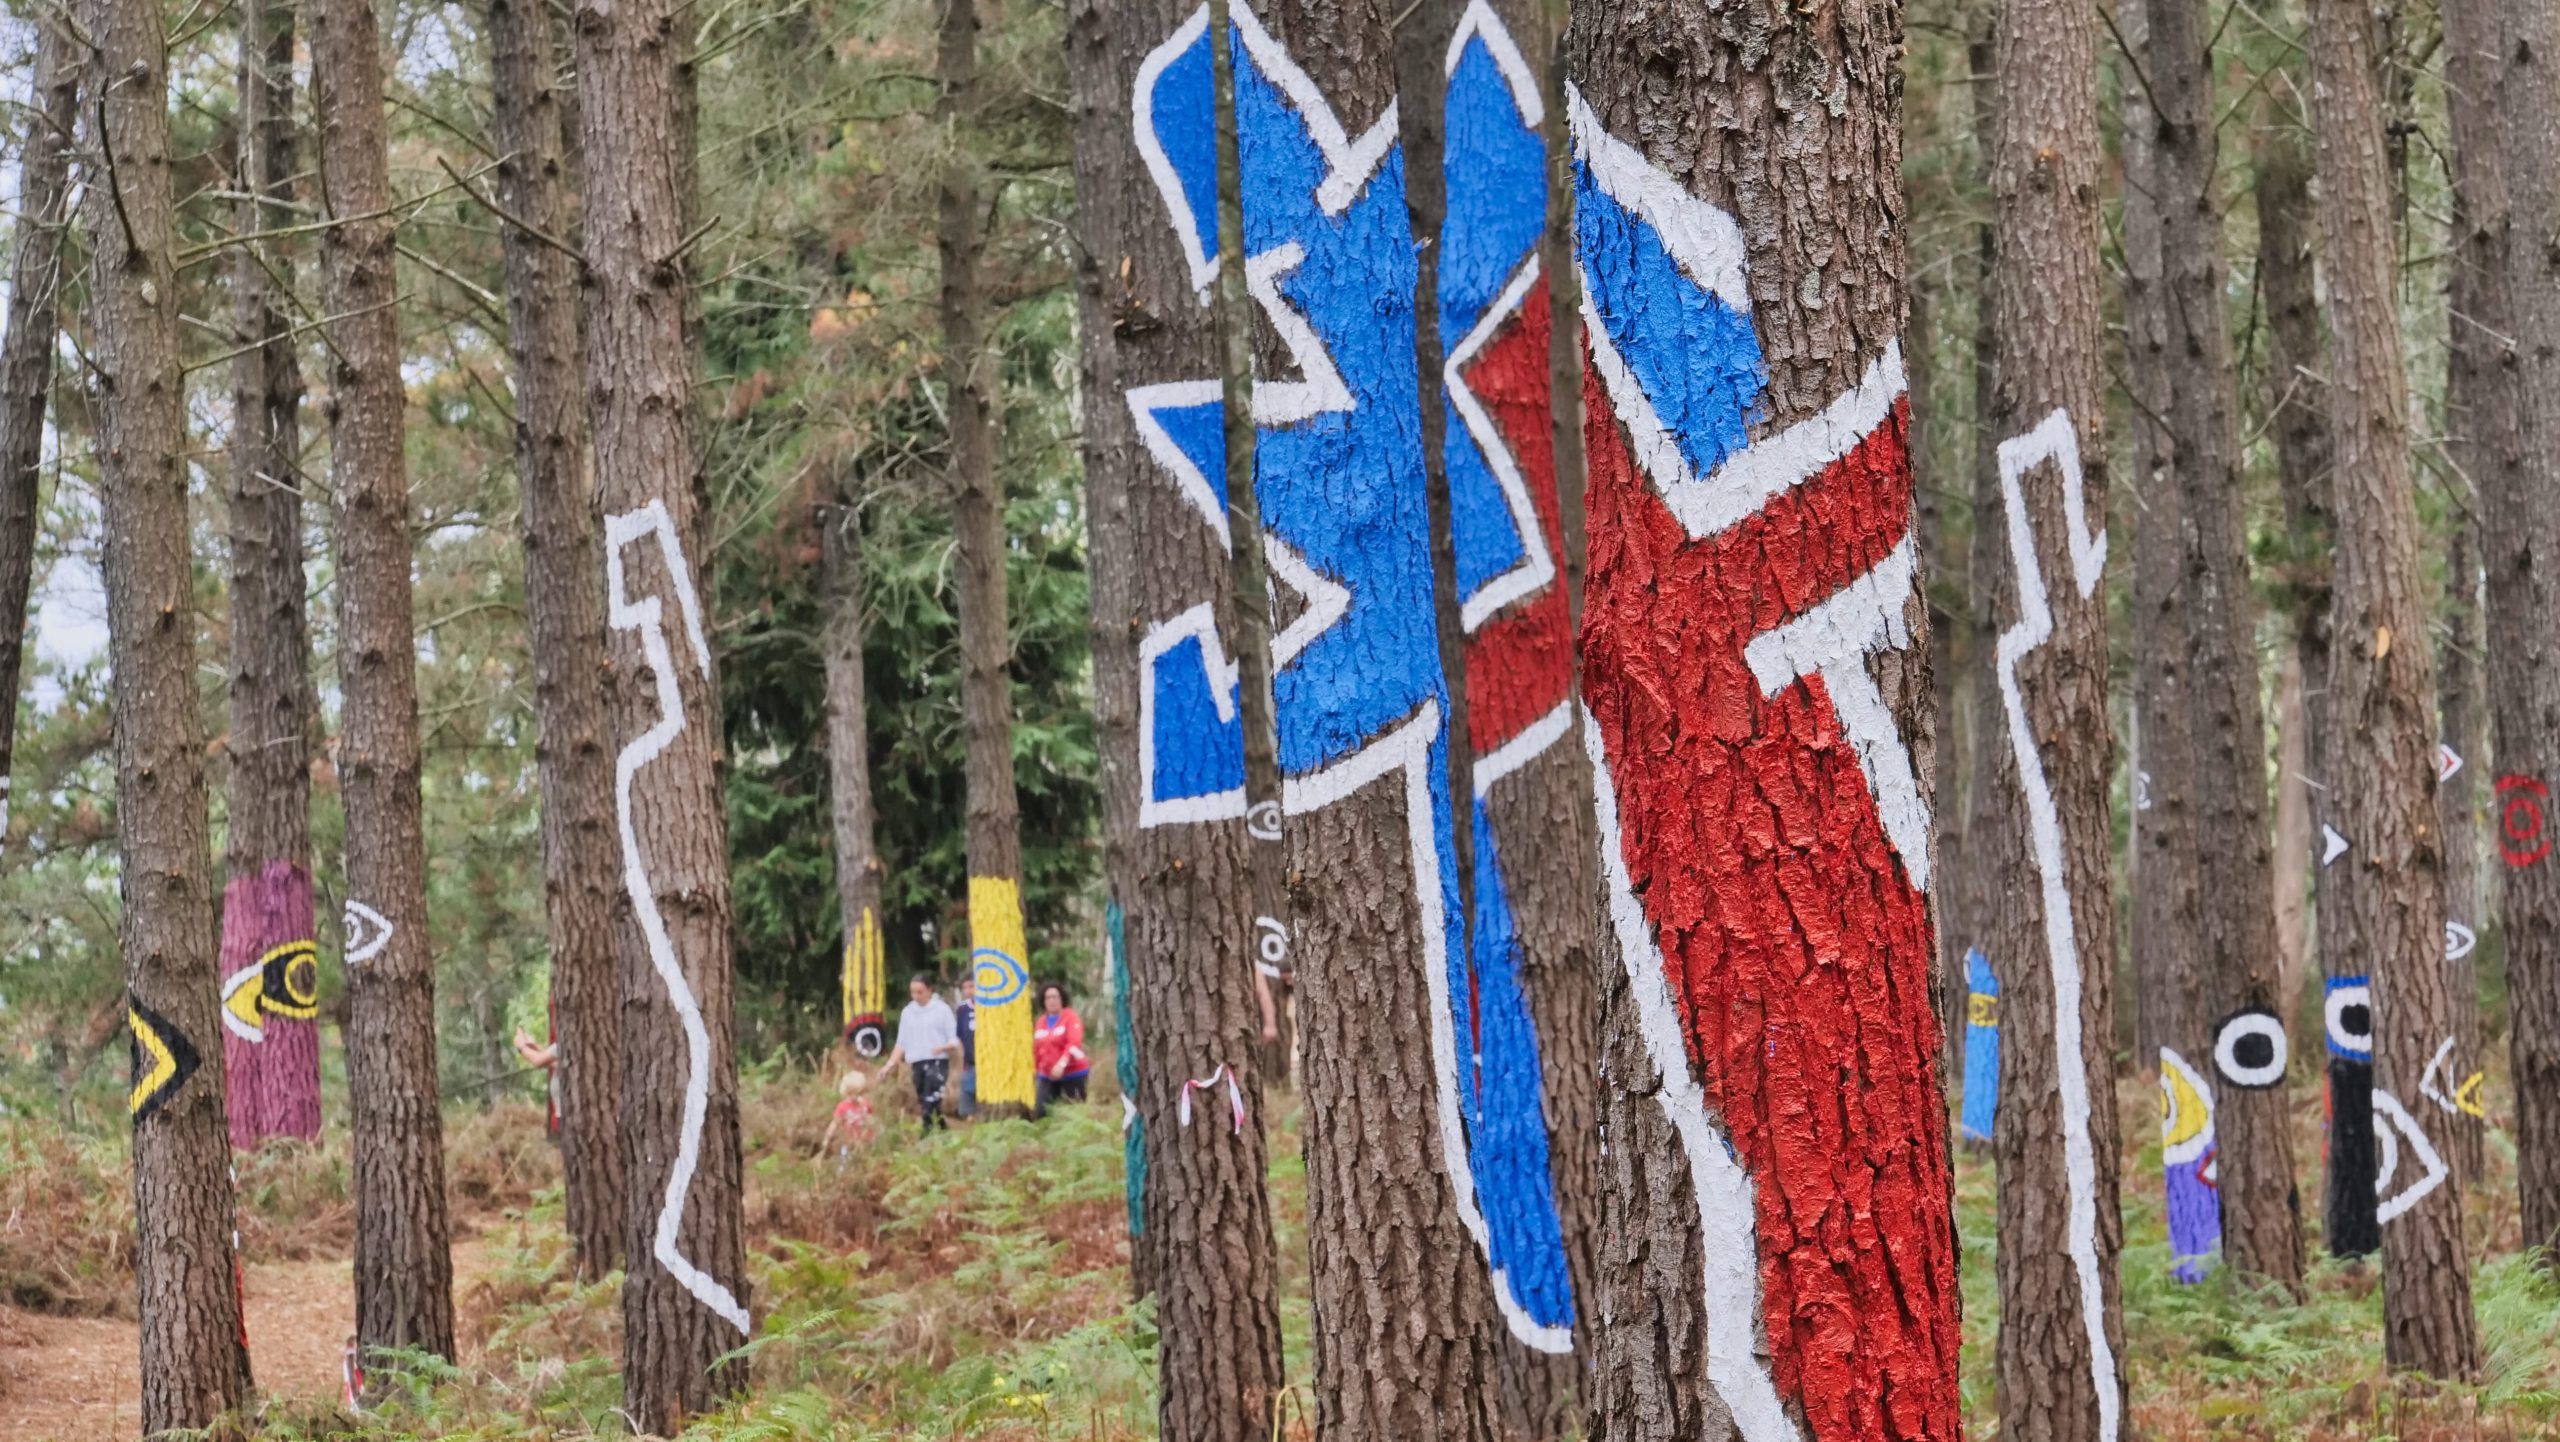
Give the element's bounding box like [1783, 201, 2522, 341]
[1032, 981, 1090, 1112]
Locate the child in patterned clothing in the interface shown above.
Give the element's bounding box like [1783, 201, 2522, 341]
[821, 1068, 875, 1157]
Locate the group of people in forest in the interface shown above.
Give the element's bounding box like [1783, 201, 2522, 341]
[824, 972, 1091, 1149]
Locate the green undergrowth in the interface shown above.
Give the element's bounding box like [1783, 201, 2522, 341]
[15, 1062, 2559, 1437]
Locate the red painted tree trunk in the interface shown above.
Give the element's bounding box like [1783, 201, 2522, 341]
[1567, 1, 1963, 1437]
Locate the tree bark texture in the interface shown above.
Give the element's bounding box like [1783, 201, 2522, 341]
[80, 0, 255, 1419]
[490, 0, 627, 1279]
[578, 0, 757, 1419]
[934, 0, 1035, 1115]
[821, 500, 890, 1063]
[2117, 0, 2213, 1284]
[2479, 0, 2560, 1265]
[2306, 0, 2481, 1374]
[1984, 0, 2127, 1426]
[1566, 2, 1963, 1438]
[1404, 0, 1599, 1420]
[2256, 120, 2335, 1033]
[0, 18, 77, 867]
[2149, 0, 2309, 1289]
[2433, 513, 2488, 1185]
[312, 0, 458, 1365]
[1955, 19, 2006, 1077]
[1232, 1, 1514, 1435]
[220, 0, 321, 1154]
[1066, 9, 1291, 1435]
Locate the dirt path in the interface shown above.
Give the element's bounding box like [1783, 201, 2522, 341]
[0, 1239, 491, 1440]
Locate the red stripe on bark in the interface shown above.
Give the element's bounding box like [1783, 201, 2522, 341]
[1462, 281, 1573, 753]
[1579, 359, 1961, 1439]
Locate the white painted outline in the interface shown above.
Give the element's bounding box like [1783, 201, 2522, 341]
[2321, 824, 2350, 867]
[1582, 707, 1797, 1437]
[2439, 743, 2464, 782]
[2418, 1036, 2467, 1116]
[2212, 1011, 2288, 1090]
[1472, 700, 1572, 798]
[1228, 2, 1397, 217]
[342, 900, 394, 967]
[1254, 915, 1288, 979]
[1446, 254, 1560, 632]
[1132, 4, 1218, 300]
[1282, 701, 1572, 1356]
[1989, 410, 2117, 1442]
[1137, 602, 1249, 828]
[1565, 85, 1747, 309]
[220, 963, 266, 1043]
[605, 502, 752, 1338]
[1127, 380, 1230, 548]
[1578, 316, 1908, 545]
[2160, 1048, 2215, 1166]
[1261, 531, 1350, 671]
[2326, 981, 2373, 1058]
[2446, 921, 2477, 962]
[1245, 243, 1353, 425]
[1245, 799, 1282, 841]
[1445, 0, 1543, 124]
[1741, 535, 1933, 891]
[2372, 1088, 2448, 1224]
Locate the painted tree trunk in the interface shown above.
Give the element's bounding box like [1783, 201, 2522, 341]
[822, 502, 891, 1063]
[2117, 0, 2211, 1274]
[1228, 0, 1516, 1433]
[2152, 0, 2307, 1290]
[1985, 0, 2128, 1424]
[576, 0, 757, 1419]
[0, 19, 76, 883]
[79, 0, 255, 1419]
[2305, 0, 2482, 1376]
[220, 0, 320, 1155]
[2433, 515, 2487, 1185]
[489, 0, 627, 1279]
[1567, 1, 1964, 1437]
[1066, 7, 1291, 1433]
[2255, 118, 2335, 1071]
[937, 0, 1035, 1116]
[1956, 18, 2006, 1080]
[312, 0, 458, 1365]
[2483, 0, 2560, 1266]
[1399, 1, 1595, 1424]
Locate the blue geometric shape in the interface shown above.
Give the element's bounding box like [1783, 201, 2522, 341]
[1143, 628, 1247, 813]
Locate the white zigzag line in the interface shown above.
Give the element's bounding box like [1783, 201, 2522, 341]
[605, 501, 752, 1338]
[1581, 706, 1799, 1439]
[1229, 2, 1397, 216]
[1283, 701, 1570, 1355]
[1246, 243, 1353, 425]
[1137, 602, 1247, 829]
[2372, 1088, 2449, 1224]
[1473, 700, 1572, 799]
[1447, 252, 1559, 633]
[1990, 411, 2115, 1441]
[1260, 531, 1349, 671]
[1740, 535, 1933, 891]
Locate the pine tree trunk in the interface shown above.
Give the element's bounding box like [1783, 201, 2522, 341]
[2305, 0, 2482, 1374]
[1400, 0, 1596, 1422]
[2434, 513, 2487, 1184]
[2118, 0, 2213, 1286]
[937, 0, 1034, 1117]
[0, 19, 76, 878]
[312, 0, 458, 1365]
[1065, 9, 1290, 1435]
[1957, 19, 2008, 1078]
[1568, 1, 1964, 1437]
[80, 0, 255, 1419]
[2153, 0, 2308, 1289]
[1231, 1, 1512, 1435]
[2255, 120, 2335, 1054]
[489, 0, 627, 1278]
[577, 0, 756, 1417]
[821, 500, 890, 1063]
[2481, 0, 2560, 1266]
[221, 0, 320, 1155]
[1985, 0, 2128, 1426]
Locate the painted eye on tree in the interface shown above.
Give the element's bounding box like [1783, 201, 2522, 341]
[2325, 978, 2374, 1062]
[2212, 1008, 2289, 1090]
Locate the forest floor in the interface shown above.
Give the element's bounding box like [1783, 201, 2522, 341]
[1, 1060, 2556, 1439]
